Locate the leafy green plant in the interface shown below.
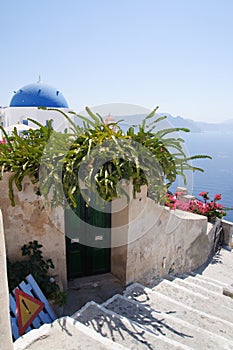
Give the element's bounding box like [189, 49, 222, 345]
[7, 241, 67, 306]
[0, 120, 54, 206]
[0, 106, 211, 208]
[42, 106, 212, 208]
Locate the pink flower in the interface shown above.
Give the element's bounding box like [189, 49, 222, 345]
[175, 191, 186, 198]
[165, 190, 230, 221]
[165, 193, 176, 210]
[215, 203, 223, 209]
[199, 191, 209, 199]
[214, 194, 222, 201]
[199, 191, 207, 196]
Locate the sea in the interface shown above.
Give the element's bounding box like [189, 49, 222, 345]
[176, 131, 233, 223]
[119, 122, 233, 222]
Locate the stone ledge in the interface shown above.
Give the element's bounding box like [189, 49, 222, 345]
[13, 316, 127, 350]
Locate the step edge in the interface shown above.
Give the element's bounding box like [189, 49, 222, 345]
[171, 278, 226, 297]
[103, 294, 233, 345]
[124, 283, 233, 328]
[188, 273, 229, 286]
[167, 274, 223, 293]
[73, 296, 192, 350]
[13, 316, 128, 350]
[171, 279, 233, 310]
[154, 279, 210, 299]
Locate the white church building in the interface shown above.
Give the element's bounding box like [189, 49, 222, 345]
[0, 81, 73, 137]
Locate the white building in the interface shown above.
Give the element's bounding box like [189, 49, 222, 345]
[1, 81, 74, 136]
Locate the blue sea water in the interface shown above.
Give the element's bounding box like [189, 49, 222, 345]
[171, 131, 233, 222]
[119, 122, 233, 222]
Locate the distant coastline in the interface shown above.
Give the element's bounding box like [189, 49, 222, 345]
[113, 113, 233, 134]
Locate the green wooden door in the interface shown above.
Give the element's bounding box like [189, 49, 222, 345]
[65, 193, 111, 279]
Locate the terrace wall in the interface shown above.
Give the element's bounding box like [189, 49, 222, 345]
[0, 174, 227, 288]
[0, 173, 67, 290]
[111, 184, 217, 285]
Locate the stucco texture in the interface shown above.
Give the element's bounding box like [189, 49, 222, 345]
[111, 184, 214, 286]
[0, 173, 67, 289]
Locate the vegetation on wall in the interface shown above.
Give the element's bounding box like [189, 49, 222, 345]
[0, 119, 54, 206]
[0, 107, 211, 208]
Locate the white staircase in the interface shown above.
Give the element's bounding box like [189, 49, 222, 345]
[72, 275, 233, 350]
[14, 250, 233, 349]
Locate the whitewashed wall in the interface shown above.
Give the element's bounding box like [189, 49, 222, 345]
[111, 184, 215, 285]
[2, 107, 73, 133]
[0, 173, 67, 290]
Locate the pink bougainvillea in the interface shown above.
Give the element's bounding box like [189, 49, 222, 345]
[214, 193, 222, 201]
[165, 191, 230, 221]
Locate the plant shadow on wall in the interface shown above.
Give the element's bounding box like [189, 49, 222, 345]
[7, 241, 67, 306]
[0, 106, 211, 209]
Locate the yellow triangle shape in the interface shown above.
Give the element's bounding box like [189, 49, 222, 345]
[19, 295, 41, 327]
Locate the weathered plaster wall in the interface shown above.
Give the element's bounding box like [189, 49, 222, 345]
[111, 196, 129, 282]
[222, 219, 233, 250]
[0, 172, 223, 290]
[0, 210, 13, 350]
[111, 184, 214, 286]
[0, 173, 67, 290]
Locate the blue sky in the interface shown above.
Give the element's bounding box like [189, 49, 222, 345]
[1, 0, 233, 122]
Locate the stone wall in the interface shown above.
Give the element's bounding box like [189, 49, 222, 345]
[0, 210, 13, 349]
[0, 173, 67, 290]
[222, 219, 233, 250]
[0, 172, 225, 290]
[111, 184, 215, 286]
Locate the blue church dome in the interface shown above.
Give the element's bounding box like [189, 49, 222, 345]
[9, 82, 69, 108]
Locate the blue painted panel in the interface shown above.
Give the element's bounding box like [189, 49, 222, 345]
[26, 275, 56, 321]
[9, 274, 56, 341]
[9, 294, 19, 340]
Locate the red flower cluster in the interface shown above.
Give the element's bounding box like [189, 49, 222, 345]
[214, 194, 222, 201]
[165, 191, 228, 221]
[165, 193, 176, 210]
[198, 191, 209, 201]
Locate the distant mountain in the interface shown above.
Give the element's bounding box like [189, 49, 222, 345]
[75, 108, 233, 133]
[195, 118, 233, 132]
[159, 114, 202, 132]
[114, 113, 202, 132]
[219, 118, 233, 128]
[114, 113, 233, 133]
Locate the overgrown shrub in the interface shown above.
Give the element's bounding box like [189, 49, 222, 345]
[0, 107, 211, 208]
[7, 240, 67, 306]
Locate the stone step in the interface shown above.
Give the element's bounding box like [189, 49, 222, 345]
[72, 301, 191, 350]
[201, 271, 233, 286]
[103, 294, 233, 350]
[153, 279, 233, 324]
[167, 277, 233, 310]
[188, 272, 230, 287]
[13, 316, 127, 350]
[175, 274, 224, 293]
[124, 283, 233, 342]
[193, 250, 233, 285]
